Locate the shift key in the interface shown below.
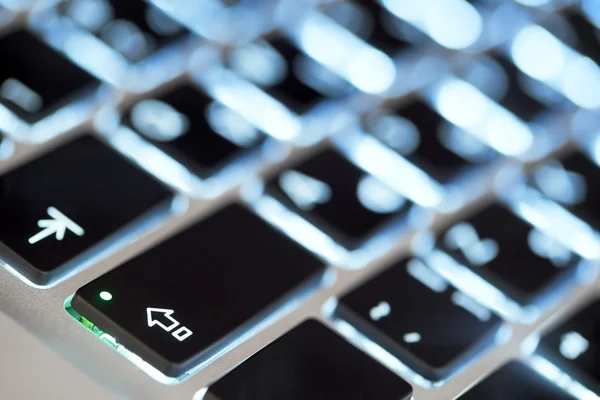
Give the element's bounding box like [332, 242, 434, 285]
[71, 204, 327, 378]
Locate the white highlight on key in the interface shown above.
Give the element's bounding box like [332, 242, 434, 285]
[279, 170, 332, 211]
[369, 301, 391, 321]
[560, 331, 589, 360]
[403, 332, 421, 344]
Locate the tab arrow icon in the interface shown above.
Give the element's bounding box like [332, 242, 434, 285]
[146, 308, 180, 332]
[28, 207, 85, 244]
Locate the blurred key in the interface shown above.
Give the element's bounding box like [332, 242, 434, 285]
[0, 135, 173, 285]
[365, 100, 496, 184]
[478, 54, 550, 121]
[0, 30, 98, 122]
[71, 204, 326, 377]
[226, 37, 351, 114]
[539, 299, 600, 394]
[265, 148, 412, 250]
[438, 204, 579, 306]
[458, 361, 576, 399]
[123, 84, 266, 178]
[322, 0, 411, 56]
[532, 151, 600, 230]
[207, 320, 413, 400]
[337, 257, 501, 380]
[61, 0, 188, 62]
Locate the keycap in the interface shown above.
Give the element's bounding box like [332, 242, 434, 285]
[122, 84, 266, 178]
[336, 257, 501, 380]
[566, 12, 600, 66]
[71, 204, 327, 377]
[226, 37, 350, 114]
[538, 300, 600, 395]
[0, 30, 99, 122]
[265, 148, 411, 250]
[489, 54, 550, 121]
[60, 0, 188, 62]
[437, 204, 579, 305]
[532, 151, 600, 230]
[323, 0, 411, 56]
[207, 319, 413, 400]
[0, 135, 173, 285]
[365, 100, 496, 184]
[458, 361, 576, 399]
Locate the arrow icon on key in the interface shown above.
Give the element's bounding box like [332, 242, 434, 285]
[146, 308, 180, 332]
[28, 207, 85, 244]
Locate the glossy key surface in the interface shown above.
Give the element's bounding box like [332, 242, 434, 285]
[539, 300, 600, 394]
[458, 361, 576, 399]
[337, 257, 501, 380]
[208, 319, 413, 400]
[71, 204, 326, 377]
[367, 100, 495, 184]
[123, 84, 265, 178]
[265, 148, 411, 250]
[0, 135, 172, 285]
[438, 204, 579, 305]
[0, 30, 98, 122]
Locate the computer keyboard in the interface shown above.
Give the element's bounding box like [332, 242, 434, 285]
[1, 0, 600, 399]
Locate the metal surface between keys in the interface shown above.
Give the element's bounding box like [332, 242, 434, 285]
[1, 0, 600, 399]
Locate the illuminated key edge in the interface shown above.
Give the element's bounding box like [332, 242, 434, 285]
[64, 295, 183, 385]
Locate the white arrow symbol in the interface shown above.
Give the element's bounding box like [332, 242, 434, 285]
[146, 308, 180, 332]
[28, 207, 85, 245]
[278, 170, 332, 211]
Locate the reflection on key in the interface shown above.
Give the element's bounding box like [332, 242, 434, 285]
[60, 0, 188, 62]
[458, 361, 576, 399]
[438, 204, 579, 306]
[207, 320, 413, 400]
[0, 30, 99, 122]
[265, 149, 412, 250]
[365, 100, 496, 184]
[539, 299, 600, 395]
[0, 135, 173, 285]
[122, 84, 266, 179]
[71, 204, 327, 377]
[336, 257, 501, 380]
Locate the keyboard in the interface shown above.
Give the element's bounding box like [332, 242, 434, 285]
[1, 0, 600, 399]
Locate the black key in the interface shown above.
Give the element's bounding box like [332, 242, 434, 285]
[71, 204, 326, 377]
[0, 30, 98, 122]
[367, 101, 495, 184]
[265, 148, 411, 250]
[566, 13, 600, 66]
[208, 320, 413, 400]
[123, 84, 265, 178]
[323, 1, 411, 56]
[539, 300, 600, 394]
[490, 54, 550, 121]
[534, 152, 600, 230]
[458, 361, 576, 399]
[61, 0, 187, 62]
[337, 257, 501, 380]
[438, 204, 579, 305]
[257, 37, 347, 113]
[0, 135, 173, 285]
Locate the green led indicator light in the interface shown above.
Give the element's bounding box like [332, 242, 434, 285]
[99, 291, 113, 301]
